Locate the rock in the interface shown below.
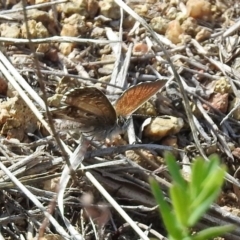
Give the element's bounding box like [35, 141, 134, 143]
[21, 20, 49, 38]
[186, 0, 211, 19]
[203, 93, 229, 113]
[143, 116, 184, 141]
[165, 20, 184, 44]
[0, 23, 20, 38]
[99, 0, 120, 20]
[150, 16, 169, 34]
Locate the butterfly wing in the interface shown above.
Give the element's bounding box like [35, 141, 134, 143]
[54, 88, 117, 135]
[114, 80, 167, 117]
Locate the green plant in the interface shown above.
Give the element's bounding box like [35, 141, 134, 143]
[150, 152, 235, 240]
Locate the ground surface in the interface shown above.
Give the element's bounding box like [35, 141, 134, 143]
[1, 0, 240, 239]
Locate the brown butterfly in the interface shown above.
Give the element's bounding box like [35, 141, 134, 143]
[54, 80, 166, 140]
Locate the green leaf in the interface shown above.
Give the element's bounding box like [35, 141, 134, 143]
[188, 191, 220, 227]
[150, 178, 184, 239]
[170, 184, 189, 227]
[164, 152, 187, 189]
[190, 155, 221, 200]
[191, 167, 225, 208]
[150, 153, 230, 240]
[192, 225, 235, 240]
[188, 167, 225, 226]
[190, 158, 206, 198]
[202, 155, 221, 182]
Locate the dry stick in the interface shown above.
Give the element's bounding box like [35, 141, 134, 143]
[217, 43, 240, 97]
[20, 68, 124, 89]
[190, 39, 208, 55]
[214, 46, 240, 125]
[222, 18, 240, 38]
[192, 115, 212, 144]
[0, 143, 14, 165]
[0, 144, 177, 189]
[85, 144, 178, 159]
[38, 193, 57, 238]
[1, 191, 38, 239]
[0, 173, 62, 189]
[0, 151, 43, 180]
[195, 99, 233, 161]
[49, 0, 62, 33]
[0, 0, 67, 15]
[0, 160, 70, 238]
[181, 67, 218, 80]
[110, 7, 129, 90]
[114, 0, 240, 187]
[106, 28, 123, 91]
[85, 171, 150, 240]
[0, 36, 120, 44]
[0, 53, 47, 111]
[206, 54, 240, 80]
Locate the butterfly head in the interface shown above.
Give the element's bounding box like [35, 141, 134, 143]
[103, 116, 130, 141]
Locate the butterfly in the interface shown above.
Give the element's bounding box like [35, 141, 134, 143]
[54, 80, 166, 140]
